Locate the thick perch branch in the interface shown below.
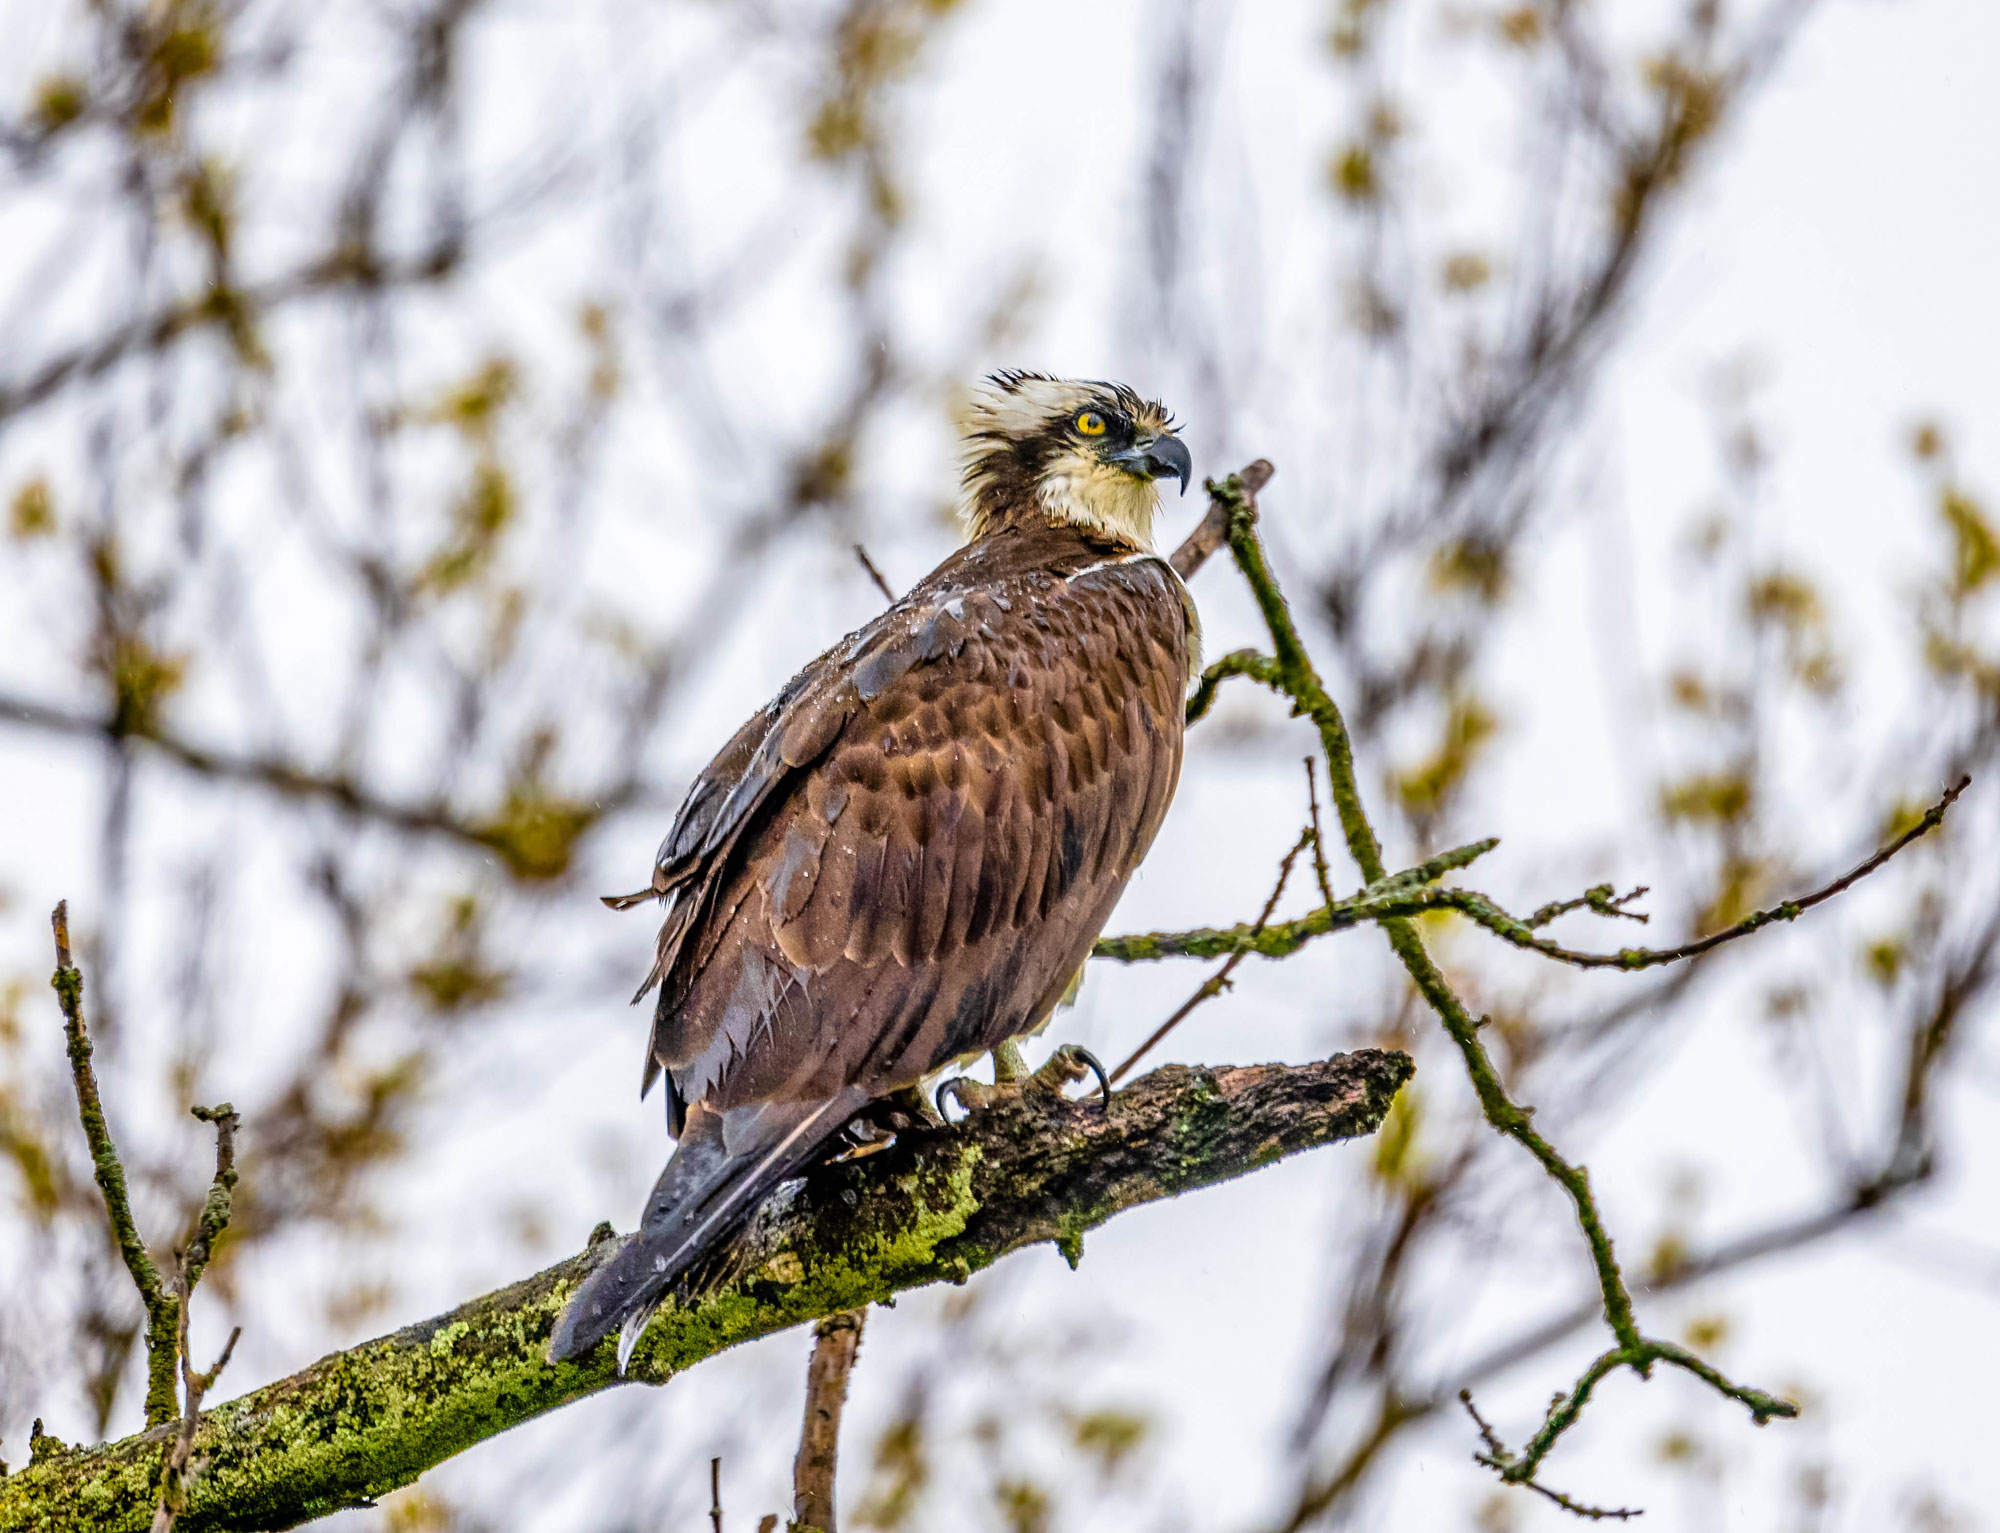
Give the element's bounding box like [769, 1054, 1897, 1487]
[0, 1050, 1410, 1533]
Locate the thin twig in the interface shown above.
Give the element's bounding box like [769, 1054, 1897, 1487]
[182, 1104, 239, 1295]
[1461, 1391, 1641, 1520]
[1110, 827, 1313, 1084]
[151, 1306, 239, 1533]
[1448, 779, 1965, 970]
[710, 1456, 724, 1533]
[851, 544, 896, 604]
[1518, 1481, 1643, 1522]
[1460, 1389, 1506, 1459]
[1304, 758, 1338, 910]
[51, 902, 179, 1427]
[792, 1308, 866, 1533]
[1526, 884, 1650, 930]
[1184, 648, 1282, 724]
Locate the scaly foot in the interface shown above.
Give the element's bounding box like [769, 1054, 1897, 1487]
[829, 1117, 900, 1164]
[831, 1084, 946, 1162]
[935, 1043, 1111, 1120]
[1024, 1043, 1112, 1109]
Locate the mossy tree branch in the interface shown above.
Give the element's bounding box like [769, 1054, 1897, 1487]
[50, 905, 255, 1450]
[1147, 464, 1906, 1517]
[1184, 648, 1283, 725]
[1094, 838, 1499, 964]
[178, 1106, 239, 1303]
[0, 1050, 1411, 1533]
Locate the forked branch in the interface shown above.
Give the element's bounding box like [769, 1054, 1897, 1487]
[1143, 464, 1950, 1517]
[52, 901, 247, 1523]
[1096, 783, 1959, 977]
[51, 902, 180, 1428]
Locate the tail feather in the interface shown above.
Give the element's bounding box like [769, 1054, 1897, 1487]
[549, 1088, 869, 1364]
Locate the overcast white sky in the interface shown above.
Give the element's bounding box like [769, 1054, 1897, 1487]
[4, 0, 1998, 1527]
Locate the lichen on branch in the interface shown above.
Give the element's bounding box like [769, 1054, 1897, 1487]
[0, 1051, 1410, 1533]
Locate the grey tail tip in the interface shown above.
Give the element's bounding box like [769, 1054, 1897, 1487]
[546, 1307, 592, 1365]
[547, 1260, 638, 1365]
[547, 1294, 632, 1366]
[548, 1087, 871, 1367]
[547, 1302, 656, 1370]
[616, 1305, 655, 1375]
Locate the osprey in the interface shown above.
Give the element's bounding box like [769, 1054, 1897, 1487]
[550, 373, 1196, 1363]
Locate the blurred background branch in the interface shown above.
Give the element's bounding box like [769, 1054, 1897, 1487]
[1, 0, 1996, 1528]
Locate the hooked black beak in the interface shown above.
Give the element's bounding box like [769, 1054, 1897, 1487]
[1114, 433, 1193, 496]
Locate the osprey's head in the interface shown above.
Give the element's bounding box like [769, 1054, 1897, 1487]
[958, 371, 1191, 550]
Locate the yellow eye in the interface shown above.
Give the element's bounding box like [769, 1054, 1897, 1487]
[1075, 410, 1106, 436]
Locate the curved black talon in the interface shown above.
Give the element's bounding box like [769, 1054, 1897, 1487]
[1067, 1046, 1112, 1110]
[935, 1075, 971, 1123]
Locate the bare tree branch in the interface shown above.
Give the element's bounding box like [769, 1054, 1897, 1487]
[1110, 827, 1313, 1084]
[1093, 781, 1961, 975]
[791, 1309, 866, 1533]
[851, 545, 896, 604]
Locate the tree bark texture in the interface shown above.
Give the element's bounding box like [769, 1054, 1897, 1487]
[0, 1050, 1409, 1532]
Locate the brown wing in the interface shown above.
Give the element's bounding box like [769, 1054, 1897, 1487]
[638, 542, 1190, 1127]
[621, 657, 851, 986]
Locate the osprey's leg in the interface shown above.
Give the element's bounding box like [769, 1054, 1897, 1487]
[992, 1037, 1030, 1084]
[833, 1085, 945, 1160]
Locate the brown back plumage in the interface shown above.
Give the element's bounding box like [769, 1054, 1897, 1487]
[551, 379, 1193, 1364]
[641, 517, 1191, 1130]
